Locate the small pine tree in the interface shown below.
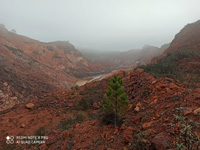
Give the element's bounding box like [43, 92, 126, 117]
[102, 75, 129, 127]
[11, 29, 16, 33]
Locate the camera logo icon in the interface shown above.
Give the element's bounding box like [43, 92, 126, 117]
[6, 136, 14, 144]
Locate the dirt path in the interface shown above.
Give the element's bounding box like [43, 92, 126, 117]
[75, 79, 91, 86]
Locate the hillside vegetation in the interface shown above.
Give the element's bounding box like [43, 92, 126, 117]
[138, 51, 200, 86]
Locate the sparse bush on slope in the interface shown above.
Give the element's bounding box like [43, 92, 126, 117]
[137, 51, 200, 84]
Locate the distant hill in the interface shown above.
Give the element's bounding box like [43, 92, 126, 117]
[0, 25, 101, 110]
[80, 44, 169, 70]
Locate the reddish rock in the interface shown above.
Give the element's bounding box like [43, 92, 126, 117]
[152, 132, 169, 150]
[109, 136, 114, 143]
[160, 84, 168, 88]
[101, 131, 111, 141]
[123, 146, 127, 150]
[10, 97, 18, 101]
[101, 133, 105, 138]
[20, 124, 25, 128]
[156, 86, 162, 91]
[134, 106, 140, 112]
[165, 77, 174, 82]
[105, 132, 111, 141]
[61, 130, 69, 139]
[136, 69, 144, 74]
[142, 121, 153, 129]
[150, 99, 157, 105]
[152, 80, 157, 85]
[143, 129, 154, 136]
[128, 104, 133, 111]
[164, 118, 169, 122]
[107, 148, 114, 150]
[169, 83, 184, 91]
[155, 113, 160, 118]
[182, 107, 193, 116]
[25, 103, 35, 109]
[113, 128, 119, 135]
[195, 94, 200, 100]
[151, 96, 158, 100]
[98, 101, 102, 107]
[160, 91, 165, 94]
[120, 124, 126, 130]
[133, 115, 142, 124]
[193, 108, 200, 115]
[166, 88, 172, 94]
[123, 127, 134, 143]
[194, 88, 200, 92]
[136, 102, 141, 107]
[89, 120, 96, 126]
[75, 123, 80, 128]
[52, 129, 59, 134]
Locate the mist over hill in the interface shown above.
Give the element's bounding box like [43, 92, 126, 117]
[79, 43, 170, 70]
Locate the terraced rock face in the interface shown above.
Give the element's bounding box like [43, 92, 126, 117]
[0, 25, 101, 110]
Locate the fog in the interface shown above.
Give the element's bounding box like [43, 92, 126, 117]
[0, 0, 200, 51]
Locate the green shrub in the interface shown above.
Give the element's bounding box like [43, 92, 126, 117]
[75, 112, 85, 123]
[131, 132, 150, 149]
[34, 126, 47, 136]
[75, 98, 90, 110]
[57, 118, 74, 131]
[76, 88, 104, 111]
[0, 143, 19, 150]
[57, 113, 85, 131]
[170, 107, 200, 150]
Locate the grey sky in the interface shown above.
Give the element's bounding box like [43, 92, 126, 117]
[0, 0, 200, 51]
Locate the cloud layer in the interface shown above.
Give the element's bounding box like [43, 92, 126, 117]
[0, 0, 200, 51]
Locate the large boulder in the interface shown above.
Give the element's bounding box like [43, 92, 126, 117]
[152, 132, 169, 150]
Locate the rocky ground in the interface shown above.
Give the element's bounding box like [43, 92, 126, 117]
[0, 69, 199, 150]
